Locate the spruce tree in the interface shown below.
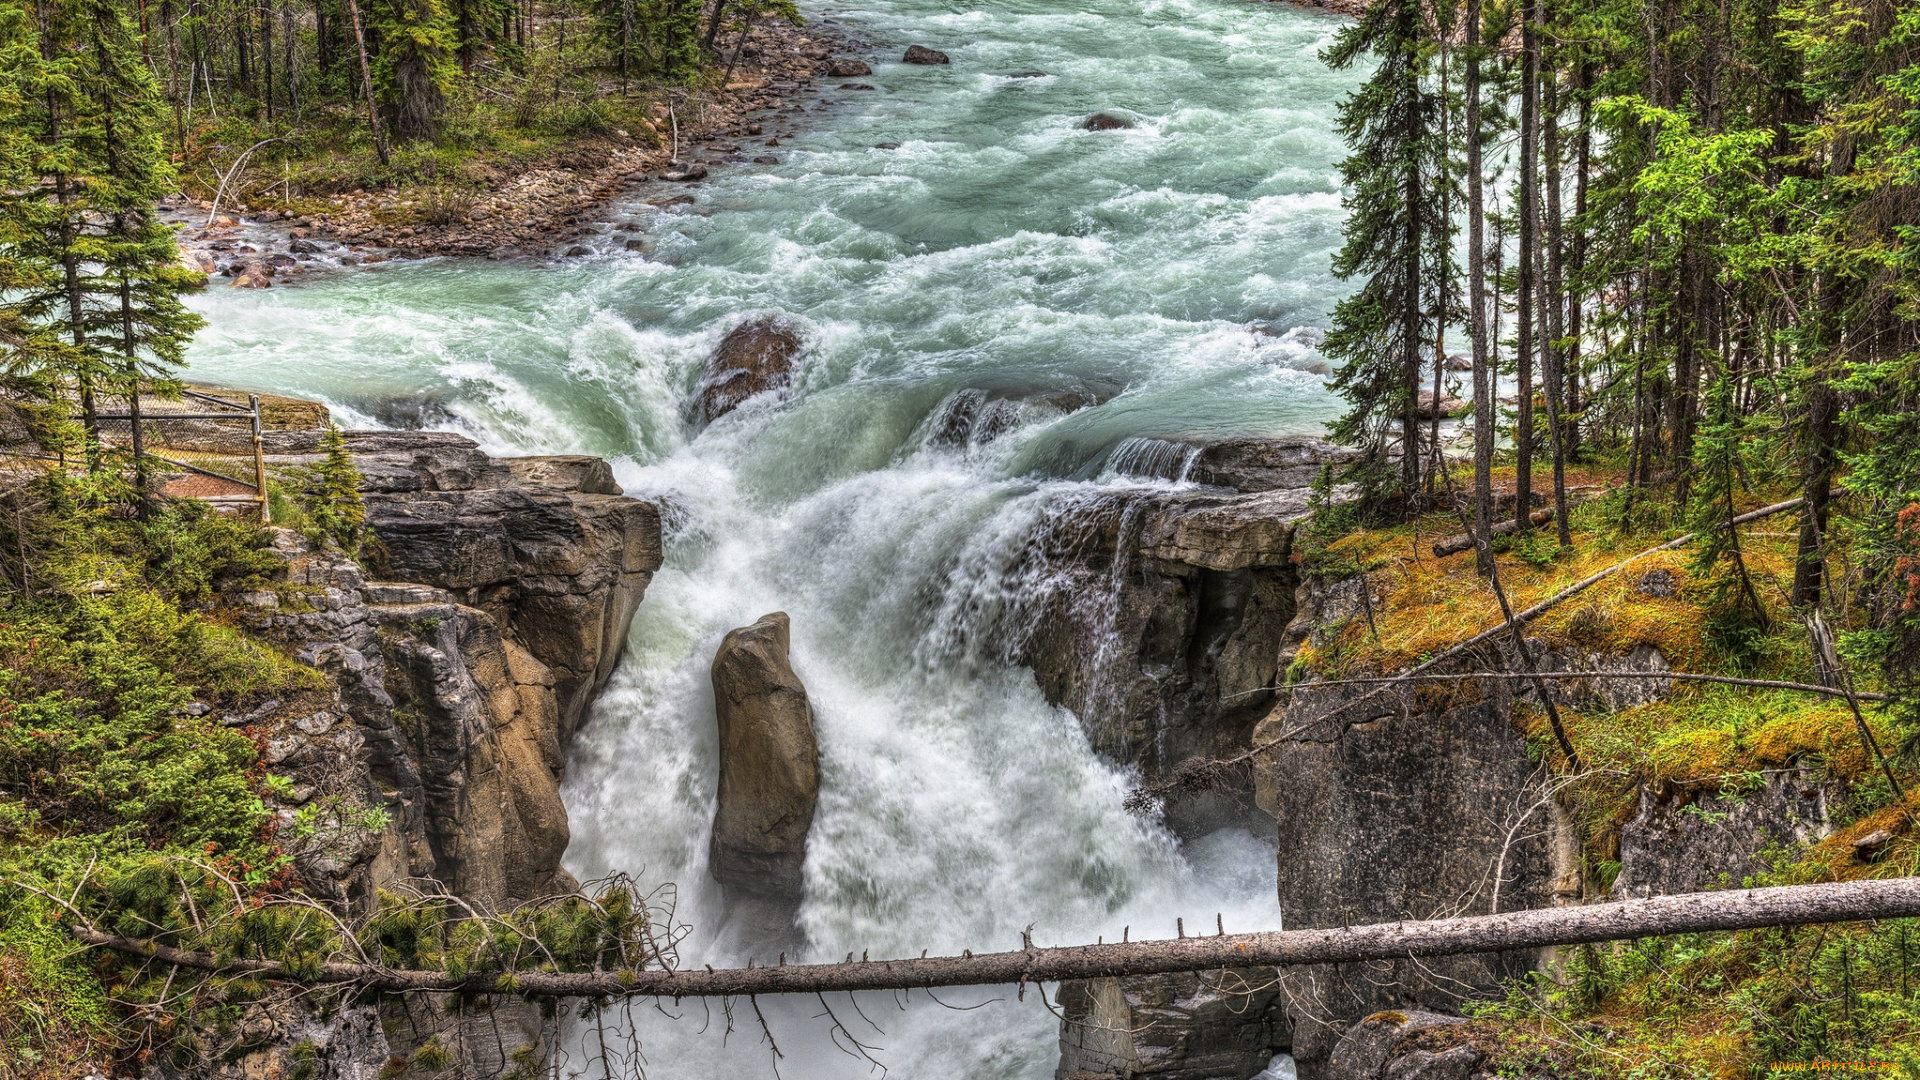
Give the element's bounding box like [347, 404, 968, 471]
[0, 0, 201, 496]
[1322, 0, 1454, 514]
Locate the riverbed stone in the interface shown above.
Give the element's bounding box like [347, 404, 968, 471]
[698, 314, 807, 422]
[904, 44, 950, 64]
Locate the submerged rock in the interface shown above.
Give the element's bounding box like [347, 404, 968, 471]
[1083, 112, 1134, 130]
[903, 44, 950, 64]
[698, 314, 807, 422]
[710, 613, 819, 948]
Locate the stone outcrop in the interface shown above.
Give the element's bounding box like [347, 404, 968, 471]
[1014, 460, 1343, 837]
[710, 612, 819, 948]
[1250, 568, 1683, 1078]
[926, 382, 1113, 452]
[699, 314, 806, 422]
[1084, 112, 1134, 130]
[1054, 970, 1290, 1080]
[1252, 669, 1559, 1075]
[1188, 438, 1356, 493]
[212, 429, 662, 1078]
[904, 44, 950, 64]
[1326, 1011, 1481, 1080]
[1612, 765, 1836, 899]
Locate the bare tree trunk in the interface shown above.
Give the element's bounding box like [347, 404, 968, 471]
[260, 0, 273, 121]
[1538, 8, 1571, 547]
[69, 879, 1920, 999]
[281, 0, 297, 119]
[1466, 0, 1493, 577]
[1515, 0, 1539, 532]
[343, 0, 388, 164]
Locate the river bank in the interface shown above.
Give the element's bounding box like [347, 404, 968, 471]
[172, 14, 875, 276]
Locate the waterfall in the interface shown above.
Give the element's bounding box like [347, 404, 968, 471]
[176, 0, 1368, 1072]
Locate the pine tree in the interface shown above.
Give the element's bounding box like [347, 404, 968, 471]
[0, 0, 201, 498]
[1322, 0, 1454, 516]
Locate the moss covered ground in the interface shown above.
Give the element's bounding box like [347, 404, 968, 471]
[1295, 470, 1920, 1076]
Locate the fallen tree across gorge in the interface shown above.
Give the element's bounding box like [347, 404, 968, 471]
[62, 876, 1920, 999]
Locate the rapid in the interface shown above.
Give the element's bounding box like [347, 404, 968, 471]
[181, 0, 1364, 1074]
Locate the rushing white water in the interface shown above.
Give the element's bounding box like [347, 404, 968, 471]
[182, 0, 1362, 1073]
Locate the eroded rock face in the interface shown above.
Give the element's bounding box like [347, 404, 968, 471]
[1016, 482, 1317, 836]
[1254, 570, 1680, 1077]
[1054, 970, 1290, 1080]
[1326, 1011, 1477, 1080]
[1612, 765, 1835, 898]
[1254, 672, 1556, 1075]
[1188, 439, 1355, 493]
[710, 612, 819, 948]
[698, 314, 807, 422]
[233, 430, 662, 1076]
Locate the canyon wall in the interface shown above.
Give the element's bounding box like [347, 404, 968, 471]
[204, 430, 661, 1078]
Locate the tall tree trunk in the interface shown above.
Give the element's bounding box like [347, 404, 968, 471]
[164, 0, 184, 147]
[259, 0, 273, 121]
[1466, 0, 1493, 576]
[703, 0, 732, 52]
[1515, 0, 1540, 532]
[1539, 12, 1571, 547]
[1402, 103, 1424, 511]
[1566, 58, 1591, 459]
[343, 0, 388, 163]
[281, 0, 297, 119]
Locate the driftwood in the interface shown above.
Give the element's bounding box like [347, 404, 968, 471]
[68, 877, 1920, 999]
[1433, 507, 1556, 557]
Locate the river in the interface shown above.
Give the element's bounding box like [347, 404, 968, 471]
[182, 0, 1362, 1074]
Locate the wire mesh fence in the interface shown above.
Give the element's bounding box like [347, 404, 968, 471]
[0, 384, 270, 520]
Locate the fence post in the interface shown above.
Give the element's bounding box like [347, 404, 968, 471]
[251, 394, 270, 524]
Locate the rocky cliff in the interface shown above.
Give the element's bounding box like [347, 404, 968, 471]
[206, 429, 661, 1078]
[1013, 439, 1357, 837]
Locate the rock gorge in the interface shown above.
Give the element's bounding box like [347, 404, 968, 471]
[205, 427, 662, 1077]
[184, 410, 1830, 1080]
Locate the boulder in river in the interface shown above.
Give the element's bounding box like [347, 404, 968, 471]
[1415, 388, 1468, 418]
[698, 315, 806, 422]
[232, 262, 273, 288]
[661, 164, 708, 182]
[710, 612, 818, 948]
[828, 58, 872, 76]
[903, 44, 950, 64]
[1083, 112, 1134, 130]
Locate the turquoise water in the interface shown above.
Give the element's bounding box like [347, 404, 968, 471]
[184, 1, 1360, 1074]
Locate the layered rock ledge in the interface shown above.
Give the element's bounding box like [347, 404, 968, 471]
[216, 429, 661, 1077]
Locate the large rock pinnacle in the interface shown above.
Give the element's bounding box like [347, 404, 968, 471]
[710, 612, 819, 948]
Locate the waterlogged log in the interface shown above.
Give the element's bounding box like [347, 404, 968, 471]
[68, 877, 1920, 999]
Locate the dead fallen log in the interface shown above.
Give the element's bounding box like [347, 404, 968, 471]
[1433, 508, 1556, 557]
[67, 876, 1920, 999]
